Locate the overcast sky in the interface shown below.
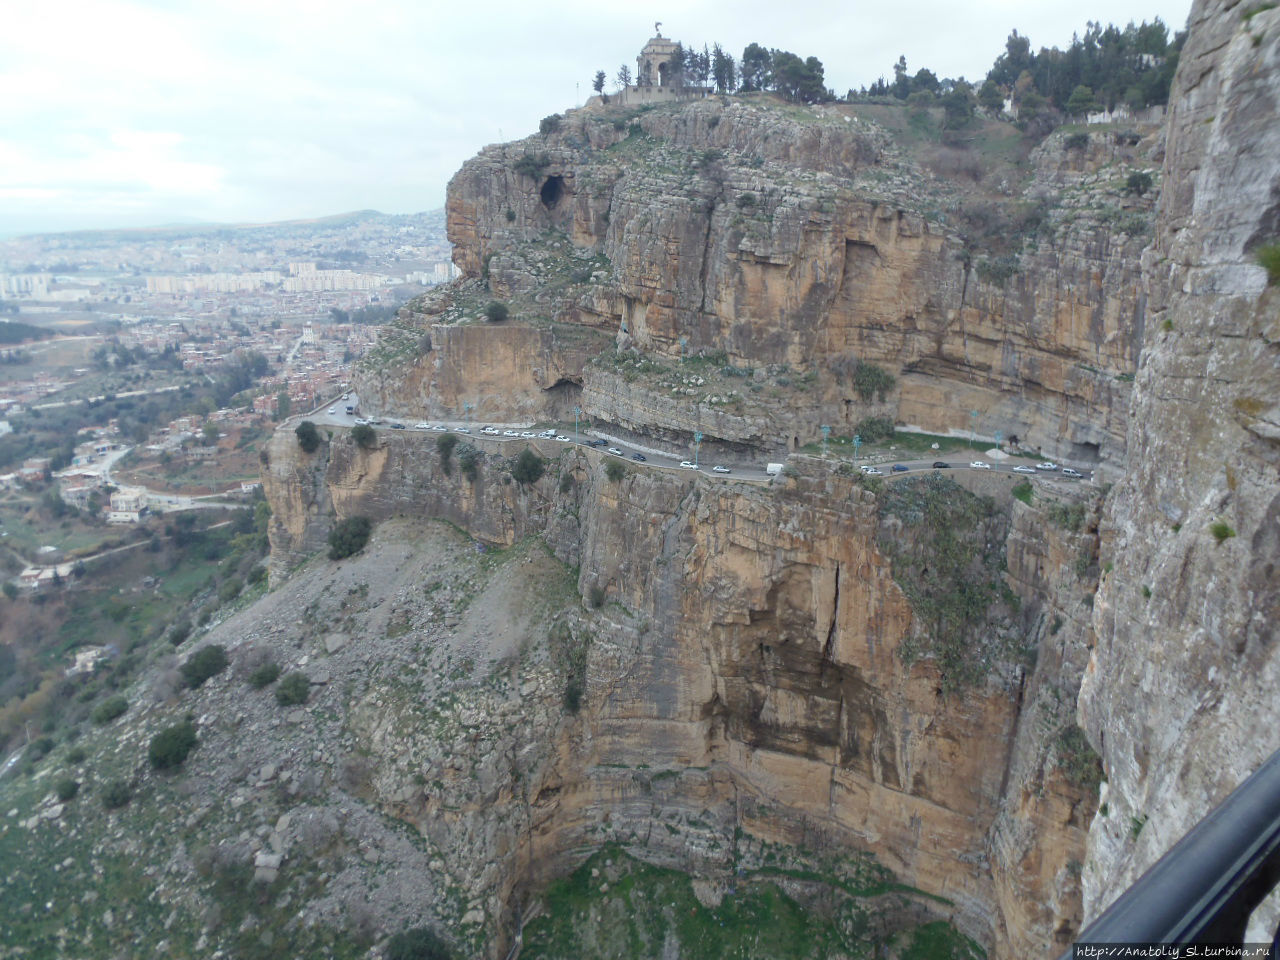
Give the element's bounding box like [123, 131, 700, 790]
[1, 0, 1191, 236]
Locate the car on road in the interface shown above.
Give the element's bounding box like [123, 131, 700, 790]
[932, 461, 950, 469]
[328, 407, 337, 414]
[1012, 465, 1036, 474]
[502, 430, 517, 437]
[481, 427, 499, 435]
[969, 461, 992, 470]
[390, 423, 406, 430]
[354, 418, 369, 425]
[631, 453, 647, 462]
[520, 432, 535, 439]
[414, 422, 431, 429]
[341, 393, 350, 400]
[679, 461, 699, 470]
[555, 435, 571, 442]
[1062, 467, 1085, 478]
[456, 427, 471, 434]
[865, 467, 883, 476]
[712, 465, 731, 474]
[608, 447, 623, 455]
[892, 464, 910, 472]
[1036, 462, 1058, 471]
[587, 439, 608, 448]
[432, 425, 447, 431]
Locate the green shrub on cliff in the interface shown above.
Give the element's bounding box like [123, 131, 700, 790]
[386, 926, 453, 960]
[294, 420, 322, 453]
[1257, 244, 1280, 285]
[877, 474, 1019, 692]
[484, 301, 509, 323]
[456, 444, 480, 482]
[351, 423, 377, 449]
[329, 516, 373, 560]
[511, 448, 545, 485]
[436, 432, 459, 475]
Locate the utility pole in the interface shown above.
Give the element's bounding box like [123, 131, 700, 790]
[679, 336, 688, 364]
[574, 406, 581, 435]
[693, 431, 703, 468]
[970, 409, 979, 448]
[852, 434, 862, 464]
[821, 424, 831, 458]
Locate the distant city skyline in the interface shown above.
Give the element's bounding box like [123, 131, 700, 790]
[3, 0, 1191, 236]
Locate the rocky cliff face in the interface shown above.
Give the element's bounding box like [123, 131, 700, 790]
[263, 5, 1278, 954]
[1079, 0, 1280, 928]
[372, 96, 1157, 471]
[264, 424, 1103, 956]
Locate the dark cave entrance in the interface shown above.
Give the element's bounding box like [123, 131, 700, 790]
[540, 175, 565, 209]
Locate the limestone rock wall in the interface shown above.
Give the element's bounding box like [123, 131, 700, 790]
[265, 427, 1100, 955]
[435, 99, 1149, 471]
[1078, 0, 1280, 927]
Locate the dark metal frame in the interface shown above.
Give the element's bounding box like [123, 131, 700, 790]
[1061, 750, 1280, 957]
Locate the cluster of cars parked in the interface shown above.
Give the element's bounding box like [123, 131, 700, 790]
[327, 406, 1094, 484]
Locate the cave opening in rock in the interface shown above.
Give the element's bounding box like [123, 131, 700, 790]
[540, 175, 565, 208]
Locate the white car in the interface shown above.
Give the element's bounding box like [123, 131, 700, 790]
[859, 464, 876, 473]
[1012, 465, 1036, 474]
[341, 393, 350, 400]
[864, 467, 883, 476]
[481, 427, 499, 435]
[1036, 462, 1059, 471]
[712, 465, 731, 474]
[503, 430, 518, 437]
[1062, 467, 1085, 478]
[414, 422, 430, 429]
[432, 425, 447, 431]
[353, 418, 369, 425]
[555, 435, 571, 442]
[679, 461, 699, 470]
[970, 461, 992, 470]
[456, 427, 471, 434]
[607, 447, 623, 456]
[520, 431, 535, 439]
[328, 407, 337, 414]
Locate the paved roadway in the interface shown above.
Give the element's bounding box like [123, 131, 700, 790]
[300, 395, 1095, 487]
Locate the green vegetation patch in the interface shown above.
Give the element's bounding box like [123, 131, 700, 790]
[1256, 243, 1280, 285]
[878, 474, 1022, 691]
[329, 516, 373, 560]
[522, 845, 974, 960]
[149, 718, 198, 770]
[901, 921, 986, 960]
[181, 644, 228, 689]
[1055, 724, 1104, 791]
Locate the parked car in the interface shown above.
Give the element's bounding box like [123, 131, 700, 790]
[1012, 465, 1036, 474]
[327, 407, 337, 414]
[414, 422, 431, 429]
[864, 467, 883, 476]
[354, 418, 369, 425]
[456, 427, 471, 434]
[1036, 462, 1059, 471]
[932, 461, 950, 469]
[631, 453, 647, 462]
[432, 425, 447, 431]
[679, 461, 699, 470]
[556, 435, 571, 442]
[520, 432, 535, 438]
[481, 427, 499, 435]
[608, 447, 623, 456]
[891, 464, 910, 472]
[390, 423, 406, 429]
[712, 465, 731, 473]
[969, 461, 991, 470]
[587, 439, 608, 448]
[1062, 467, 1085, 478]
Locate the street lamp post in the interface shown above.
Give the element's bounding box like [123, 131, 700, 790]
[574, 406, 581, 436]
[693, 431, 703, 469]
[821, 424, 831, 458]
[994, 429, 1003, 451]
[970, 409, 979, 448]
[463, 402, 474, 423]
[852, 434, 862, 464]
[679, 336, 688, 364]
